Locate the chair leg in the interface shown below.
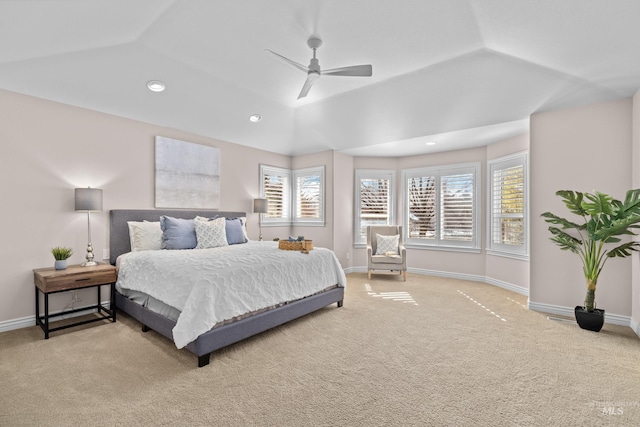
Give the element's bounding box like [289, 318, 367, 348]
[368, 270, 371, 280]
[402, 271, 406, 281]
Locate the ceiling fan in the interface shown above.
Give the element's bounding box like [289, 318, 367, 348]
[266, 37, 373, 99]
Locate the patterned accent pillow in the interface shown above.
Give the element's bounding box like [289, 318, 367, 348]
[194, 217, 229, 249]
[375, 233, 399, 255]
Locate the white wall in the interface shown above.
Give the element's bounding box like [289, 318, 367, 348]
[485, 134, 530, 293]
[350, 140, 530, 293]
[291, 150, 334, 250]
[530, 98, 633, 317]
[7, 85, 638, 330]
[632, 90, 640, 333]
[0, 89, 292, 324]
[331, 151, 354, 269]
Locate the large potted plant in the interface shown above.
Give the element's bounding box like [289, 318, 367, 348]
[541, 189, 640, 331]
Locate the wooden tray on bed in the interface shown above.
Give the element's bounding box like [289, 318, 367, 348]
[278, 240, 313, 252]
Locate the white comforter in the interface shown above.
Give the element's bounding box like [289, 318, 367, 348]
[116, 241, 346, 349]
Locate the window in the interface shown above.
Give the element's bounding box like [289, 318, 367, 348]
[260, 165, 325, 226]
[488, 152, 528, 258]
[403, 163, 480, 250]
[354, 170, 395, 245]
[293, 166, 324, 225]
[260, 165, 291, 225]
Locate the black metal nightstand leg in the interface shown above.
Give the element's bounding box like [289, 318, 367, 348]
[44, 292, 49, 339]
[35, 287, 39, 326]
[111, 283, 117, 322]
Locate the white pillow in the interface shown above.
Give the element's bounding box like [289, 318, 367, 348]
[194, 217, 229, 249]
[127, 221, 162, 251]
[375, 233, 399, 255]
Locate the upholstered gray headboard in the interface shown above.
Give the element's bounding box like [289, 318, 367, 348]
[109, 209, 246, 265]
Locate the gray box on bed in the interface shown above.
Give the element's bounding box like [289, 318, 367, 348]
[110, 209, 344, 367]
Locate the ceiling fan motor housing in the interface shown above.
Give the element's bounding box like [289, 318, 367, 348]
[307, 37, 323, 50]
[309, 58, 320, 74]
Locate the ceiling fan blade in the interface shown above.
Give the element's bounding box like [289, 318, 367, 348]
[297, 74, 319, 99]
[323, 64, 372, 77]
[265, 49, 308, 73]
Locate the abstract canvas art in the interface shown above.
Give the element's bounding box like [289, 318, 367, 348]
[155, 136, 220, 209]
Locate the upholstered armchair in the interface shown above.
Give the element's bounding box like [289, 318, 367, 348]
[366, 225, 407, 281]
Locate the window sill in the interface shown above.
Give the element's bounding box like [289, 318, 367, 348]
[404, 244, 481, 254]
[486, 249, 529, 261]
[293, 222, 326, 227]
[262, 222, 291, 227]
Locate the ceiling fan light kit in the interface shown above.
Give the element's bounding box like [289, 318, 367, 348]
[267, 36, 373, 99]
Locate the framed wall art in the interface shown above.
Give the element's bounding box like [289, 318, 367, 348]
[155, 136, 220, 209]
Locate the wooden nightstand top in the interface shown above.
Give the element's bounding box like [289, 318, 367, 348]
[33, 263, 117, 293]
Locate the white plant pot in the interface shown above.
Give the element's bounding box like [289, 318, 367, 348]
[54, 260, 67, 270]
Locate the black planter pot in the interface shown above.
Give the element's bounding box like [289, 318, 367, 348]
[574, 306, 605, 332]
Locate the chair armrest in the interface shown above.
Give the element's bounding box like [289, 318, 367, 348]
[398, 242, 406, 256]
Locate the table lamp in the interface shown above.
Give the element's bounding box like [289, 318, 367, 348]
[253, 198, 268, 241]
[75, 187, 103, 266]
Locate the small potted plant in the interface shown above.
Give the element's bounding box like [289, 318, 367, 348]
[51, 246, 73, 270]
[541, 189, 640, 331]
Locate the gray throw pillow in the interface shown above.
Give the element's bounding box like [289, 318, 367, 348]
[160, 216, 197, 250]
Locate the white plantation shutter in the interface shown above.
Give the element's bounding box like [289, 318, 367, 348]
[488, 153, 528, 256]
[440, 173, 474, 242]
[260, 165, 325, 226]
[355, 170, 395, 245]
[407, 175, 436, 240]
[403, 163, 479, 249]
[260, 165, 291, 224]
[293, 166, 324, 224]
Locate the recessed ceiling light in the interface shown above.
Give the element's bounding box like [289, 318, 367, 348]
[249, 114, 262, 123]
[426, 141, 437, 146]
[146, 80, 166, 92]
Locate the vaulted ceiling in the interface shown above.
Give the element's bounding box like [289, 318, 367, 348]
[1, 1, 639, 156]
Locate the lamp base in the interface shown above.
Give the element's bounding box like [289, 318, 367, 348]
[83, 242, 97, 267]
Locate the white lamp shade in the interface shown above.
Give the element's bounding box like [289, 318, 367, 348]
[253, 198, 268, 214]
[75, 188, 103, 212]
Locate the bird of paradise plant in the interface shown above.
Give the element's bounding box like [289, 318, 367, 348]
[541, 189, 640, 312]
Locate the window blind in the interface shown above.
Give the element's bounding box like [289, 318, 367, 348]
[353, 170, 395, 245]
[407, 175, 436, 239]
[403, 163, 479, 249]
[491, 164, 524, 245]
[262, 168, 290, 221]
[440, 173, 474, 242]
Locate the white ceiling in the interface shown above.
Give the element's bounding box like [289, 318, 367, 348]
[1, 0, 639, 157]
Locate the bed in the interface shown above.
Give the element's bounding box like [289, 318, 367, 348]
[109, 209, 345, 367]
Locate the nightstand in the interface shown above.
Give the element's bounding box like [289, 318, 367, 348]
[33, 263, 117, 339]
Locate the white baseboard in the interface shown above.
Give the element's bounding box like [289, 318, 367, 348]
[0, 315, 35, 333]
[354, 265, 637, 328]
[343, 266, 361, 275]
[631, 318, 640, 339]
[484, 277, 529, 296]
[2, 267, 637, 335]
[528, 301, 631, 327]
[407, 267, 486, 284]
[0, 303, 107, 333]
[350, 266, 527, 295]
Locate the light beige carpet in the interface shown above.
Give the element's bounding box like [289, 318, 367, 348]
[1, 273, 639, 426]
